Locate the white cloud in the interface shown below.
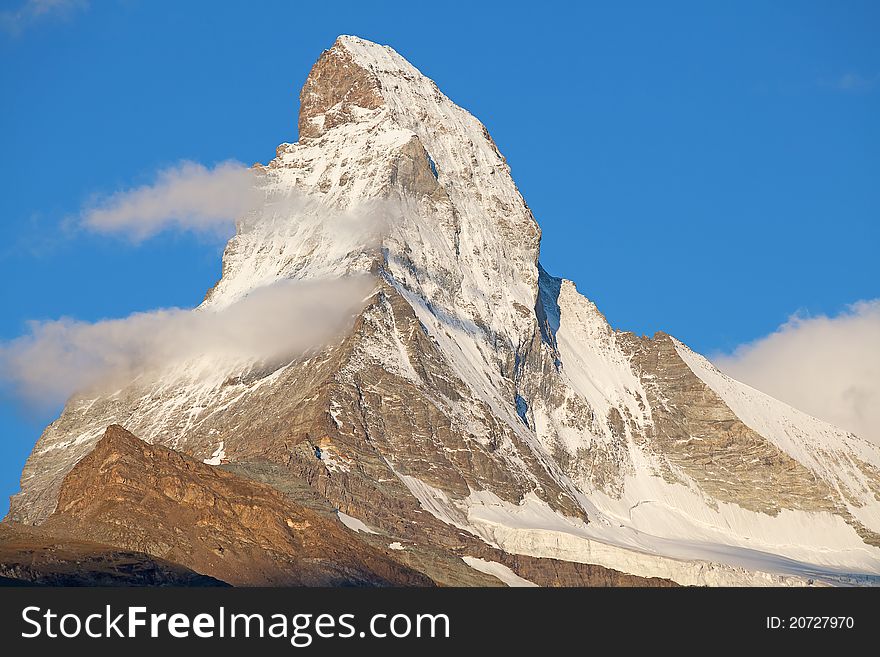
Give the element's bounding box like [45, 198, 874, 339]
[82, 160, 261, 241]
[714, 300, 880, 445]
[1, 0, 87, 35]
[0, 276, 375, 408]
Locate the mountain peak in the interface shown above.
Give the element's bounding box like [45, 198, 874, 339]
[299, 36, 444, 140]
[298, 36, 387, 140]
[213, 35, 543, 347]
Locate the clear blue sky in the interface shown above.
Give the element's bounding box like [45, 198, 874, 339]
[1, 1, 878, 516]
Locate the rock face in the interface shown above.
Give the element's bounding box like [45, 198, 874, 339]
[6, 36, 880, 586]
[0, 523, 226, 586]
[37, 425, 432, 586]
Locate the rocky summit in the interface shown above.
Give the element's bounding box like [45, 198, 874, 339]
[3, 36, 880, 587]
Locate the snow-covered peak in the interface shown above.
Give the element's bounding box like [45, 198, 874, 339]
[335, 35, 421, 75]
[206, 36, 542, 352]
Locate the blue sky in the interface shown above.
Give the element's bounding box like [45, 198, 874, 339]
[0, 1, 878, 516]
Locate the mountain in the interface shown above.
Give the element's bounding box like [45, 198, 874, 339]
[4, 36, 880, 587]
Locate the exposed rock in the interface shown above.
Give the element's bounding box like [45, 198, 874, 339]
[463, 547, 677, 587]
[299, 38, 384, 139]
[620, 331, 841, 516]
[38, 425, 433, 587]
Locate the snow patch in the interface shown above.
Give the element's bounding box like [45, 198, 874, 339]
[202, 441, 226, 466]
[461, 557, 538, 587]
[337, 511, 378, 534]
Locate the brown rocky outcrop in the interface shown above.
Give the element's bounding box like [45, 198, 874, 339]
[36, 425, 433, 587]
[298, 38, 384, 139]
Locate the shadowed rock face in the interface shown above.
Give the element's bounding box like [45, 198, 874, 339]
[6, 35, 880, 586]
[37, 425, 433, 587]
[0, 523, 226, 587]
[619, 332, 880, 547]
[621, 332, 840, 515]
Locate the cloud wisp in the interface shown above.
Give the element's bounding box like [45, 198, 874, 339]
[0, 0, 87, 36]
[82, 160, 260, 241]
[835, 72, 878, 92]
[0, 276, 375, 409]
[817, 72, 879, 93]
[714, 300, 880, 445]
[80, 159, 402, 247]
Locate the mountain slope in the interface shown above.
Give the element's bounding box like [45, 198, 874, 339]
[6, 36, 880, 586]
